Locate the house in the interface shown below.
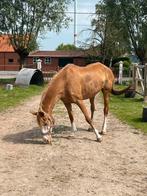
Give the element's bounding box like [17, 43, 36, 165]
[0, 35, 20, 71]
[27, 50, 87, 71]
[0, 35, 95, 72]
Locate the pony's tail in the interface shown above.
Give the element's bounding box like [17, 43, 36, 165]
[111, 85, 132, 95]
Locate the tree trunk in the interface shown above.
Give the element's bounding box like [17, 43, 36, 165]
[15, 48, 29, 70]
[19, 55, 27, 69]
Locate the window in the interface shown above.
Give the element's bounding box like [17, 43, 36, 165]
[33, 57, 39, 64]
[8, 59, 14, 63]
[44, 57, 51, 64]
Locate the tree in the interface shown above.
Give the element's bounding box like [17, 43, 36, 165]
[119, 0, 147, 64]
[56, 43, 79, 51]
[0, 0, 71, 67]
[90, 0, 130, 64]
[91, 0, 147, 64]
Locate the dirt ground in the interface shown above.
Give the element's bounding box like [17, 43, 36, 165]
[0, 95, 147, 196]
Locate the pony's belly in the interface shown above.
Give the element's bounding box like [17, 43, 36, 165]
[81, 86, 100, 99]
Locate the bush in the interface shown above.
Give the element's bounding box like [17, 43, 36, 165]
[86, 56, 110, 66]
[0, 78, 15, 85]
[112, 57, 131, 77]
[112, 56, 131, 65]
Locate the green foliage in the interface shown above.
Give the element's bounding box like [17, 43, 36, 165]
[91, 0, 130, 62]
[91, 0, 147, 64]
[0, 78, 16, 85]
[86, 55, 111, 66]
[112, 56, 131, 76]
[119, 0, 147, 63]
[56, 43, 79, 51]
[0, 85, 44, 112]
[0, 0, 71, 65]
[112, 56, 130, 65]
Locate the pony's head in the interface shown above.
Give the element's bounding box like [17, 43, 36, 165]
[31, 109, 54, 144]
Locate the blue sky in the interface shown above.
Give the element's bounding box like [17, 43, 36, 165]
[38, 0, 98, 50]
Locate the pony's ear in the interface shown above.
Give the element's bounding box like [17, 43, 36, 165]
[30, 110, 38, 116]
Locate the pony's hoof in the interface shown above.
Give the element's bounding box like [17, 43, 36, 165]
[97, 136, 102, 142]
[100, 131, 107, 135]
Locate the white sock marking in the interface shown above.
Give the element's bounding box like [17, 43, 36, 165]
[102, 116, 107, 133]
[94, 128, 102, 139]
[71, 122, 77, 131]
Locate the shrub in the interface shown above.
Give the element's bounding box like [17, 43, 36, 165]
[112, 57, 131, 77]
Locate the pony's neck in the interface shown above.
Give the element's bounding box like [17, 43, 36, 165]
[40, 82, 61, 115]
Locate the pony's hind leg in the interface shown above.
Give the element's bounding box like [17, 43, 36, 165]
[76, 100, 102, 142]
[90, 97, 95, 120]
[101, 90, 110, 135]
[63, 102, 77, 131]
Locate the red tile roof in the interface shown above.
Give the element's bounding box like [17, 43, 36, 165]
[0, 35, 14, 52]
[29, 50, 86, 57]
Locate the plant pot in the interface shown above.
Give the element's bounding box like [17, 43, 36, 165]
[142, 107, 147, 122]
[125, 89, 136, 98]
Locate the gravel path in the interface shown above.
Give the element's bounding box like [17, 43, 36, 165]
[0, 95, 147, 196]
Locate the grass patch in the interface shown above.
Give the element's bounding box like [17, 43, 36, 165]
[110, 92, 147, 133]
[0, 85, 44, 112]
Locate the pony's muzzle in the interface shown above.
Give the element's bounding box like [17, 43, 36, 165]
[41, 126, 52, 144]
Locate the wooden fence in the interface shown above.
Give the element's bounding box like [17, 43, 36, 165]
[133, 63, 147, 102]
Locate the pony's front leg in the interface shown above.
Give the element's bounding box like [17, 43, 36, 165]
[76, 100, 102, 142]
[88, 97, 95, 131]
[101, 116, 107, 135]
[63, 102, 77, 131]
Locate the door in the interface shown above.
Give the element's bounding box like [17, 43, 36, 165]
[59, 58, 73, 68]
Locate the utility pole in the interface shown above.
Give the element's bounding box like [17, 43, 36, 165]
[74, 0, 77, 46]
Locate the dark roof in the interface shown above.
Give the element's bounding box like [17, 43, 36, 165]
[29, 50, 86, 57]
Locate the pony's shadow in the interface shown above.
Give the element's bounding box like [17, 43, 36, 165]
[2, 125, 88, 145]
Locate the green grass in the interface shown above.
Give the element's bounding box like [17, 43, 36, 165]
[0, 85, 44, 112]
[110, 93, 147, 133]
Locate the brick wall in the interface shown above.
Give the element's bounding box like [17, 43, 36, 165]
[73, 58, 86, 66]
[27, 57, 59, 71]
[0, 53, 87, 71]
[0, 52, 20, 71]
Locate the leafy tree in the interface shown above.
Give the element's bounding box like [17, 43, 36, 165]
[0, 0, 71, 67]
[56, 43, 79, 51]
[119, 0, 147, 64]
[90, 0, 130, 63]
[91, 0, 147, 64]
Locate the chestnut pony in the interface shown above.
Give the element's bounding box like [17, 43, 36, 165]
[32, 62, 130, 144]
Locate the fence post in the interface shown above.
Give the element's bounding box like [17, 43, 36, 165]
[144, 63, 147, 103]
[132, 63, 137, 91]
[142, 63, 147, 121]
[36, 59, 42, 70]
[118, 61, 123, 84]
